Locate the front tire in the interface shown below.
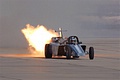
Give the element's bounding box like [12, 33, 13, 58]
[45, 44, 52, 58]
[89, 47, 94, 60]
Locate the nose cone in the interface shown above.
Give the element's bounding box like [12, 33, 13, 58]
[70, 44, 85, 56]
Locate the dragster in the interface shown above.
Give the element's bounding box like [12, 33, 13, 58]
[45, 28, 94, 59]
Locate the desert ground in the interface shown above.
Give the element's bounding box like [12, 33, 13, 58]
[0, 38, 120, 80]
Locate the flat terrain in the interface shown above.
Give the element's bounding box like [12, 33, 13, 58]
[0, 38, 120, 80]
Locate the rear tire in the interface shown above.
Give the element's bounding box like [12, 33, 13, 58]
[66, 46, 72, 59]
[89, 47, 94, 60]
[45, 44, 52, 58]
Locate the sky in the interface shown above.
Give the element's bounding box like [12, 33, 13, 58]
[0, 0, 120, 48]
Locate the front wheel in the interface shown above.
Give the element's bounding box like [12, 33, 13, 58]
[89, 47, 94, 60]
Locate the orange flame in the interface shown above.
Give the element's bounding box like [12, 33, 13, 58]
[21, 24, 59, 57]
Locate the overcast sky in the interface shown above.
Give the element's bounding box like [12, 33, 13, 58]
[0, 0, 120, 48]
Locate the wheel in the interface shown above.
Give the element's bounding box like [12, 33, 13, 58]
[66, 46, 72, 59]
[45, 44, 52, 58]
[89, 47, 94, 60]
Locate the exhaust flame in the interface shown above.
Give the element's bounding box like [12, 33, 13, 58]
[21, 24, 59, 57]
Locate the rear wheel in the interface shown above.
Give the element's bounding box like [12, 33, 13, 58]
[66, 46, 72, 59]
[89, 47, 94, 60]
[45, 44, 52, 58]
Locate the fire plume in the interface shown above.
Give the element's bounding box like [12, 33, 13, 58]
[21, 24, 59, 57]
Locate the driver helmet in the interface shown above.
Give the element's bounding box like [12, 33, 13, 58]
[71, 37, 77, 44]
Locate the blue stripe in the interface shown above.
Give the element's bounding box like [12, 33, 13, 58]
[69, 44, 85, 56]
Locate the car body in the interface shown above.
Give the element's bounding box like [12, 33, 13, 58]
[45, 28, 94, 59]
